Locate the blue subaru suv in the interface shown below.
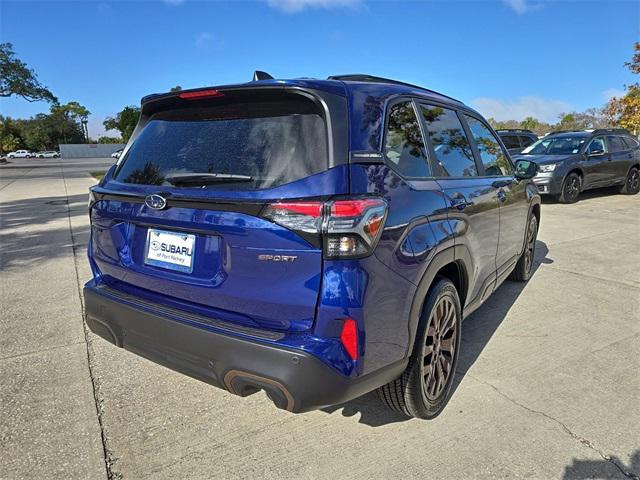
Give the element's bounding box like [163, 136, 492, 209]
[85, 74, 540, 419]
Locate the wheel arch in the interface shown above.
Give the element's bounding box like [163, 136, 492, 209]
[404, 246, 470, 359]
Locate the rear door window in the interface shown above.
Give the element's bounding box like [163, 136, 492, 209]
[383, 101, 430, 178]
[115, 96, 328, 189]
[501, 135, 520, 149]
[607, 136, 629, 153]
[465, 116, 513, 176]
[420, 105, 477, 177]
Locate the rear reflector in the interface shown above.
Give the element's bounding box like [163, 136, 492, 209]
[340, 318, 358, 360]
[178, 89, 224, 100]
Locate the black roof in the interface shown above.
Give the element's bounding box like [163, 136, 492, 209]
[327, 74, 464, 104]
[548, 128, 631, 137]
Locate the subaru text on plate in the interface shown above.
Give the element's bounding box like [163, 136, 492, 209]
[84, 73, 540, 418]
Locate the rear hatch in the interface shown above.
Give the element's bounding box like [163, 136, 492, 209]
[90, 87, 348, 332]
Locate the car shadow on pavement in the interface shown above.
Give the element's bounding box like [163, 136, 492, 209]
[541, 186, 623, 205]
[321, 240, 552, 427]
[562, 449, 639, 479]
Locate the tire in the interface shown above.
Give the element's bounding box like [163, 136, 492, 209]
[558, 172, 581, 203]
[378, 277, 461, 419]
[8, 155, 14, 159]
[510, 214, 538, 282]
[619, 166, 640, 195]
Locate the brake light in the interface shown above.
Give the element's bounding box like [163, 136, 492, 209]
[262, 198, 387, 259]
[340, 318, 358, 360]
[178, 89, 224, 100]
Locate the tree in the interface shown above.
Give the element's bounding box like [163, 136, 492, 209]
[520, 117, 540, 132]
[604, 42, 640, 135]
[0, 43, 57, 103]
[170, 85, 183, 92]
[103, 106, 140, 142]
[98, 136, 123, 144]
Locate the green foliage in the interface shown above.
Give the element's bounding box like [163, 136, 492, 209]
[98, 136, 123, 144]
[0, 43, 57, 103]
[605, 43, 640, 135]
[103, 106, 140, 142]
[0, 101, 90, 152]
[170, 85, 183, 92]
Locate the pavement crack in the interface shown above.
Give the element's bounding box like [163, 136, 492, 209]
[469, 374, 639, 480]
[61, 162, 120, 480]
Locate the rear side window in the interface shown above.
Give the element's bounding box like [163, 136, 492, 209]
[383, 101, 430, 178]
[420, 105, 476, 177]
[115, 95, 328, 189]
[607, 136, 628, 153]
[465, 116, 513, 176]
[623, 136, 639, 148]
[501, 135, 520, 149]
[519, 135, 536, 148]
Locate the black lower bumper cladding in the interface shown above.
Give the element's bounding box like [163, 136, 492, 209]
[83, 283, 404, 413]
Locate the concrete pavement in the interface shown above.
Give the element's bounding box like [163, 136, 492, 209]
[1, 157, 638, 479]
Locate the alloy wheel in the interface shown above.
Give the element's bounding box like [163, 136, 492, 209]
[629, 169, 640, 193]
[565, 176, 580, 201]
[524, 217, 537, 274]
[422, 296, 457, 400]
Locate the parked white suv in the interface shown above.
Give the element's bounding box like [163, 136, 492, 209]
[7, 150, 33, 158]
[36, 151, 61, 158]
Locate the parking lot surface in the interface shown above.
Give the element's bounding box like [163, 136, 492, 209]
[1, 158, 638, 480]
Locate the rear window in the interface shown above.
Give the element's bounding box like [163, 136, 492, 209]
[115, 95, 328, 189]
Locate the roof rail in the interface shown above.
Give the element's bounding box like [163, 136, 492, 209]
[592, 128, 631, 136]
[327, 74, 463, 104]
[496, 129, 535, 133]
[548, 128, 631, 136]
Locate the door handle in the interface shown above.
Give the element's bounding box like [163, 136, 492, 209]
[496, 189, 507, 203]
[450, 196, 474, 210]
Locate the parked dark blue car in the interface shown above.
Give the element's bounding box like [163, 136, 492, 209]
[84, 74, 540, 418]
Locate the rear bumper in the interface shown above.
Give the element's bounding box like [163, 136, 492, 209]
[83, 282, 404, 413]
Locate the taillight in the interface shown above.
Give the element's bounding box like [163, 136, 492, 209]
[262, 198, 387, 259]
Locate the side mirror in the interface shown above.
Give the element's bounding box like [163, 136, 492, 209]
[515, 159, 538, 179]
[588, 149, 605, 156]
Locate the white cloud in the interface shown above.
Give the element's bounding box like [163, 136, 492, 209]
[471, 96, 572, 124]
[603, 88, 625, 101]
[195, 32, 214, 49]
[265, 0, 361, 13]
[502, 0, 542, 14]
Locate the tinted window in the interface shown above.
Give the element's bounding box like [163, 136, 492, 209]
[607, 136, 629, 153]
[420, 105, 476, 177]
[115, 97, 327, 189]
[587, 137, 607, 154]
[501, 135, 520, 149]
[523, 136, 587, 155]
[383, 101, 430, 177]
[519, 135, 536, 148]
[623, 136, 639, 148]
[465, 116, 513, 176]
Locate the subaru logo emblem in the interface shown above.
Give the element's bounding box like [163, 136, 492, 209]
[145, 194, 167, 210]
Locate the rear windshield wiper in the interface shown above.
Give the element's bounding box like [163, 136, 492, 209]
[165, 173, 254, 186]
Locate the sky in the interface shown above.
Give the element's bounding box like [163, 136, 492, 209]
[1, 0, 638, 138]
